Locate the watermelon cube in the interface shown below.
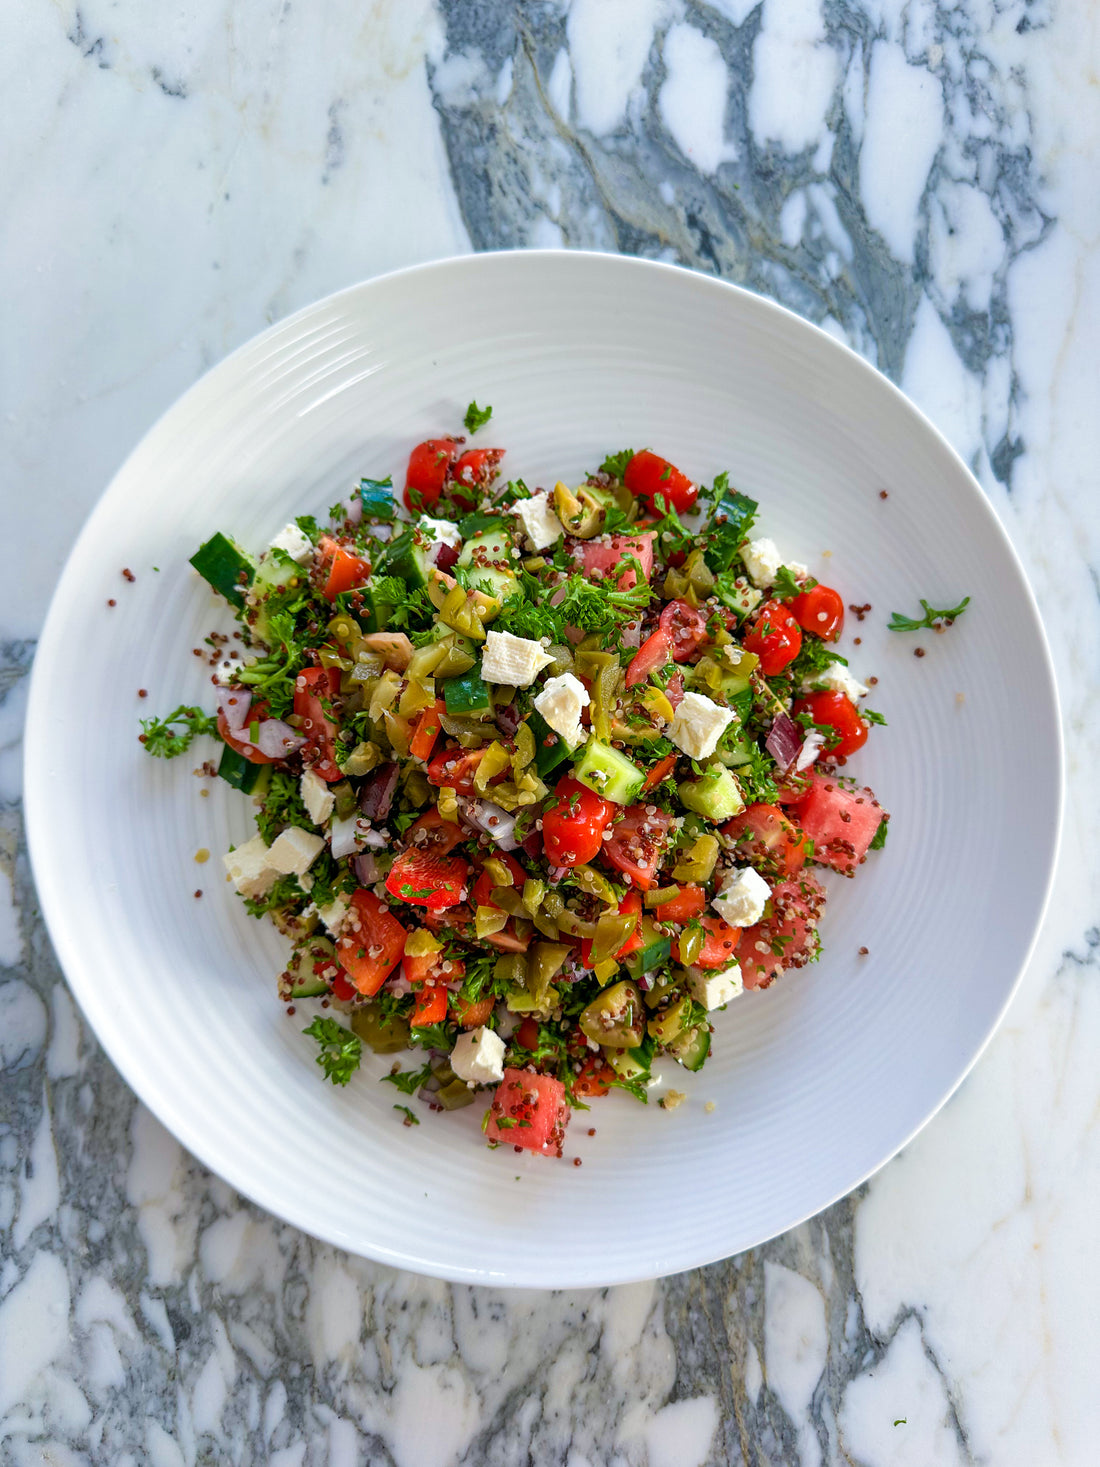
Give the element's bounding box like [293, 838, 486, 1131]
[736, 873, 826, 989]
[793, 776, 886, 877]
[485, 1068, 570, 1157]
[581, 532, 655, 589]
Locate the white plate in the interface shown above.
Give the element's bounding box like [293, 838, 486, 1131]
[25, 253, 1062, 1287]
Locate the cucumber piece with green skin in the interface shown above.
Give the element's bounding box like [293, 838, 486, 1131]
[444, 670, 492, 717]
[217, 743, 269, 793]
[457, 528, 517, 602]
[286, 938, 335, 998]
[528, 711, 571, 780]
[678, 766, 745, 822]
[623, 917, 672, 978]
[190, 532, 256, 607]
[362, 579, 399, 632]
[384, 529, 433, 590]
[704, 492, 758, 574]
[359, 476, 396, 521]
[714, 575, 762, 623]
[607, 1033, 656, 1081]
[572, 738, 645, 805]
[668, 1024, 710, 1071]
[252, 550, 306, 644]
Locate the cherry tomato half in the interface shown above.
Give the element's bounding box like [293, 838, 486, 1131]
[623, 451, 698, 514]
[624, 628, 671, 688]
[541, 776, 614, 868]
[293, 667, 343, 781]
[385, 849, 470, 911]
[742, 599, 803, 676]
[789, 583, 845, 641]
[404, 437, 460, 511]
[659, 599, 709, 662]
[792, 691, 869, 758]
[451, 448, 505, 506]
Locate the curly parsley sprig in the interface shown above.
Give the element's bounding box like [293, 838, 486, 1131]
[138, 705, 219, 758]
[888, 597, 970, 632]
[303, 1017, 361, 1085]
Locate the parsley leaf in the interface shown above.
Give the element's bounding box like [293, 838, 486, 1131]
[255, 770, 314, 845]
[862, 708, 888, 726]
[869, 817, 889, 850]
[464, 400, 493, 434]
[599, 449, 635, 481]
[242, 874, 305, 918]
[139, 705, 219, 758]
[773, 565, 816, 600]
[496, 590, 564, 643]
[393, 1104, 420, 1125]
[303, 1017, 361, 1085]
[888, 596, 970, 632]
[408, 1021, 455, 1051]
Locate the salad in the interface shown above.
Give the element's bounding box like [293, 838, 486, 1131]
[141, 405, 888, 1159]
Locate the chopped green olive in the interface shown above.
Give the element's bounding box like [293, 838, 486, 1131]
[579, 980, 646, 1049]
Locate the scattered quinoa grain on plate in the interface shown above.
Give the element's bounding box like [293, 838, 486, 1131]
[140, 408, 892, 1158]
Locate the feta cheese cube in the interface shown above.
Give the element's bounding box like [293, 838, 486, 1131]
[667, 691, 736, 761]
[317, 892, 350, 937]
[212, 659, 238, 687]
[480, 629, 556, 687]
[418, 516, 463, 566]
[266, 826, 326, 877]
[222, 836, 278, 899]
[686, 963, 744, 1010]
[742, 537, 782, 588]
[800, 660, 868, 702]
[450, 1025, 506, 1086]
[533, 672, 589, 750]
[300, 768, 335, 825]
[787, 561, 810, 580]
[268, 522, 314, 565]
[513, 492, 564, 550]
[713, 866, 771, 928]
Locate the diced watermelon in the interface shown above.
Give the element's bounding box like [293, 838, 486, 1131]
[791, 775, 886, 876]
[736, 873, 826, 990]
[485, 1068, 570, 1157]
[581, 532, 655, 588]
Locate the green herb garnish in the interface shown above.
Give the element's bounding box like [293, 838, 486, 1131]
[303, 1017, 361, 1085]
[887, 597, 970, 632]
[464, 400, 493, 434]
[138, 705, 219, 758]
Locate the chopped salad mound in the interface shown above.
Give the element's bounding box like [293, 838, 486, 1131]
[142, 407, 889, 1158]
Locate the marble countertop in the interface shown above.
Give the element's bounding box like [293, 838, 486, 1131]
[3, 2, 1097, 1463]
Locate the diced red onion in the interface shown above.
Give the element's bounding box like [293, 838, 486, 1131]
[460, 799, 518, 850]
[795, 729, 826, 772]
[216, 687, 251, 733]
[521, 831, 544, 862]
[331, 814, 367, 860]
[666, 673, 685, 709]
[621, 622, 642, 649]
[494, 702, 521, 740]
[359, 762, 399, 820]
[362, 830, 387, 850]
[256, 719, 305, 758]
[637, 974, 653, 991]
[545, 864, 568, 884]
[435, 542, 460, 573]
[352, 852, 381, 885]
[765, 713, 802, 771]
[345, 494, 363, 526]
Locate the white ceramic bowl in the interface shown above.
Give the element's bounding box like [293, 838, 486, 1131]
[25, 253, 1061, 1286]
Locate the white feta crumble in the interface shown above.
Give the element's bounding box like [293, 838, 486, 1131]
[317, 892, 350, 937]
[266, 826, 326, 877]
[686, 963, 744, 1011]
[742, 537, 782, 588]
[268, 522, 314, 565]
[450, 1025, 506, 1086]
[512, 492, 564, 550]
[713, 866, 771, 928]
[481, 629, 555, 687]
[300, 768, 335, 825]
[212, 659, 238, 687]
[418, 516, 463, 566]
[222, 836, 278, 899]
[666, 691, 736, 761]
[800, 660, 869, 702]
[787, 561, 810, 581]
[533, 672, 589, 750]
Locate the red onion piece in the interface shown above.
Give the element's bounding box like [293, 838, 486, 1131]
[795, 729, 826, 772]
[765, 713, 802, 771]
[331, 814, 367, 859]
[256, 719, 305, 758]
[460, 799, 519, 850]
[666, 672, 685, 709]
[352, 852, 381, 885]
[435, 541, 461, 573]
[545, 864, 568, 884]
[494, 702, 521, 740]
[521, 831, 544, 862]
[216, 687, 251, 733]
[358, 763, 399, 821]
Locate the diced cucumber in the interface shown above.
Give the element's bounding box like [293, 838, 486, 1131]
[457, 511, 502, 538]
[607, 1033, 656, 1082]
[623, 916, 672, 977]
[384, 529, 433, 590]
[359, 476, 396, 521]
[506, 986, 559, 1015]
[362, 579, 398, 632]
[444, 671, 491, 716]
[668, 1024, 710, 1071]
[190, 532, 256, 608]
[678, 766, 745, 822]
[286, 938, 335, 998]
[217, 743, 269, 793]
[457, 528, 517, 602]
[527, 711, 572, 780]
[715, 575, 762, 623]
[572, 739, 645, 805]
[252, 551, 306, 644]
[704, 492, 758, 574]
